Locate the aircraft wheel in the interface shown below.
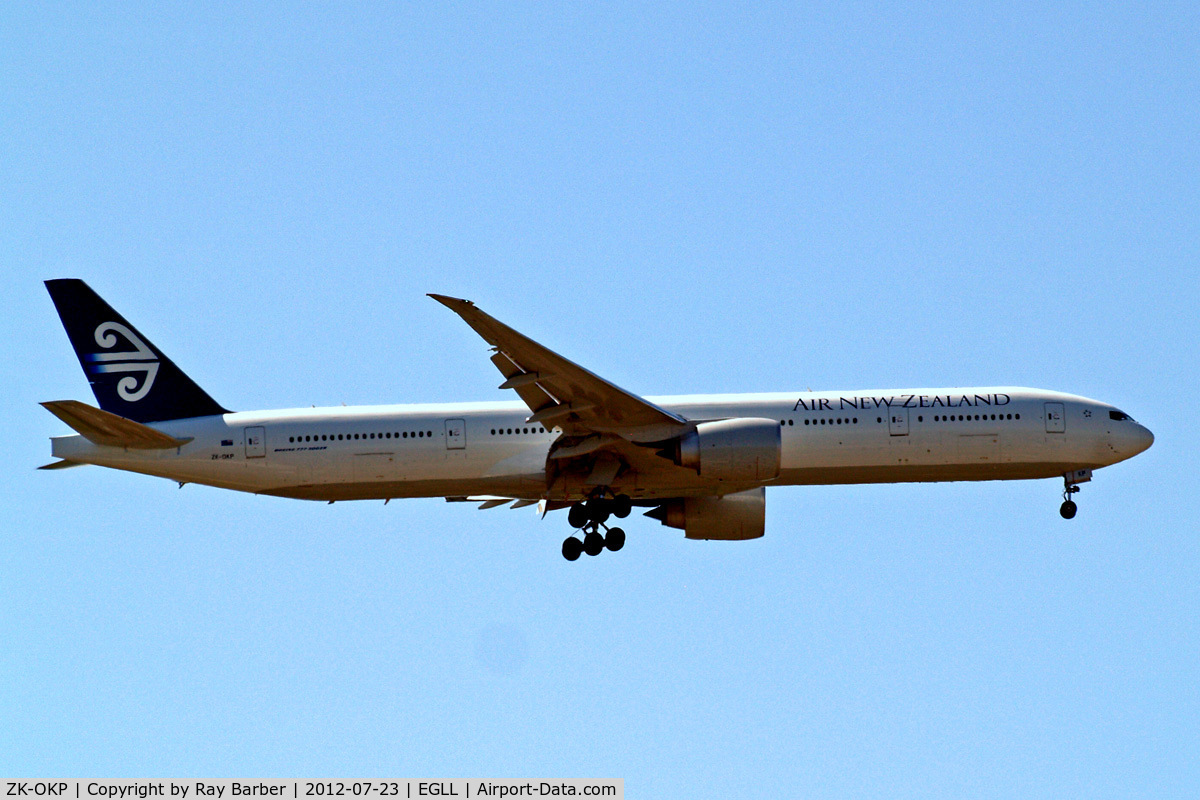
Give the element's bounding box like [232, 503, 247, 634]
[567, 503, 589, 529]
[605, 527, 625, 552]
[586, 499, 611, 525]
[613, 494, 632, 519]
[562, 537, 583, 561]
[1060, 500, 1077, 520]
[583, 531, 605, 556]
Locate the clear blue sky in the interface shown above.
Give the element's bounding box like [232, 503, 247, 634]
[3, 3, 1197, 795]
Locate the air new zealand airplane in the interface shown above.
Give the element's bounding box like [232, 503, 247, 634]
[42, 279, 1153, 560]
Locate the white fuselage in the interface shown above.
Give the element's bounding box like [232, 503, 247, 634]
[49, 387, 1153, 503]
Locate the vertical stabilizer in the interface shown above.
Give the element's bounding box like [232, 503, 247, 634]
[44, 279, 230, 422]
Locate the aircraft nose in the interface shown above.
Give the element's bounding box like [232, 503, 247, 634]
[1132, 423, 1154, 455]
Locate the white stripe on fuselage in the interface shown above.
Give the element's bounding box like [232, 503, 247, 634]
[48, 387, 1151, 501]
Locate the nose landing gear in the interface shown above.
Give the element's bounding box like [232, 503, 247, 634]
[561, 492, 631, 560]
[1060, 494, 1078, 520]
[1060, 469, 1092, 519]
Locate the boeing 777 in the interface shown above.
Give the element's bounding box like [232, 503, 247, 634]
[41, 279, 1154, 560]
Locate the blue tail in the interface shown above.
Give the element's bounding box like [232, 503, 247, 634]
[45, 279, 231, 422]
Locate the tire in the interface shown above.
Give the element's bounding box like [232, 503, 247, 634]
[605, 527, 626, 552]
[583, 531, 605, 556]
[562, 537, 583, 561]
[613, 494, 632, 519]
[567, 504, 589, 529]
[1060, 500, 1077, 519]
[586, 499, 610, 525]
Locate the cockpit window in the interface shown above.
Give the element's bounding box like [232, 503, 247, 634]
[1109, 410, 1133, 422]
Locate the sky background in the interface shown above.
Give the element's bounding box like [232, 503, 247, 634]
[2, 2, 1198, 796]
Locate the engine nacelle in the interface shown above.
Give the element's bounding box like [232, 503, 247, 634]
[649, 488, 766, 540]
[675, 417, 781, 482]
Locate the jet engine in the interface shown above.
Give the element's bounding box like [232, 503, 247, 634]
[664, 417, 781, 483]
[647, 487, 765, 540]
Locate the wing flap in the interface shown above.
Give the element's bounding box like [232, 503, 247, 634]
[489, 352, 558, 415]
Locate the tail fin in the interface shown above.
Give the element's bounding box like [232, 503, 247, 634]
[44, 279, 230, 422]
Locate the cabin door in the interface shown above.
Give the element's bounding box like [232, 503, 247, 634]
[245, 426, 266, 458]
[1045, 403, 1065, 433]
[888, 407, 909, 436]
[445, 418, 466, 450]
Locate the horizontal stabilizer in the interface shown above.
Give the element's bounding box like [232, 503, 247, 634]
[38, 459, 85, 470]
[41, 399, 193, 449]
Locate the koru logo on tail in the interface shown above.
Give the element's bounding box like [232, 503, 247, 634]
[86, 321, 159, 401]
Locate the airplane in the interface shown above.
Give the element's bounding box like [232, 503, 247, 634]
[40, 279, 1154, 560]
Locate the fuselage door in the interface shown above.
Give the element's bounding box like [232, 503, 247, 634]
[1045, 403, 1065, 433]
[888, 406, 909, 436]
[245, 426, 266, 458]
[445, 418, 466, 450]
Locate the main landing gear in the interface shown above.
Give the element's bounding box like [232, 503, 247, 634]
[1060, 469, 1092, 519]
[562, 493, 632, 561]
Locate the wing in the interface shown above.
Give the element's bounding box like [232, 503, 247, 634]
[429, 295, 688, 443]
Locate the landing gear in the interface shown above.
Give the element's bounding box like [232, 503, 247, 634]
[567, 503, 589, 529]
[585, 498, 610, 525]
[560, 492, 633, 560]
[612, 494, 632, 519]
[1060, 470, 1090, 519]
[605, 527, 625, 551]
[562, 536, 583, 561]
[583, 531, 605, 556]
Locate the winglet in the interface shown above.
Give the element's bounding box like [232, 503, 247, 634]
[427, 293, 473, 310]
